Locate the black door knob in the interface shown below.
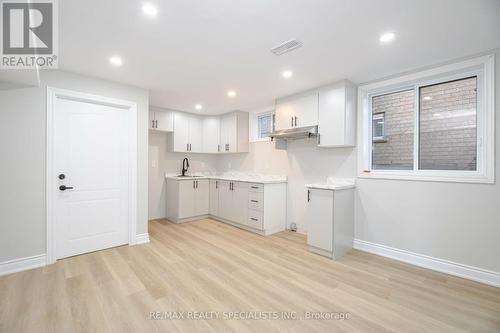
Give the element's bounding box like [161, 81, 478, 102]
[58, 174, 65, 180]
[59, 185, 74, 191]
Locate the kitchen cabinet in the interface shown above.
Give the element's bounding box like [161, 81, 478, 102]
[306, 187, 354, 259]
[149, 108, 174, 131]
[275, 92, 318, 131]
[169, 112, 202, 152]
[217, 180, 248, 224]
[209, 179, 219, 216]
[166, 179, 209, 222]
[219, 112, 249, 153]
[317, 80, 357, 147]
[202, 117, 221, 153]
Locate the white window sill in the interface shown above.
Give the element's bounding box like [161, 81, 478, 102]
[357, 172, 494, 184]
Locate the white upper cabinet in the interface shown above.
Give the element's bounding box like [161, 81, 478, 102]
[219, 111, 248, 153]
[317, 80, 357, 147]
[171, 112, 202, 152]
[169, 111, 248, 154]
[275, 92, 318, 131]
[149, 108, 174, 132]
[203, 117, 221, 153]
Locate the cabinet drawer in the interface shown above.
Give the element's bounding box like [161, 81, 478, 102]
[248, 183, 263, 192]
[248, 191, 263, 211]
[247, 209, 263, 230]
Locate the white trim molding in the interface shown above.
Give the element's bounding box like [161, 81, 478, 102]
[135, 233, 150, 245]
[0, 254, 46, 277]
[357, 53, 495, 184]
[354, 239, 500, 287]
[46, 87, 138, 264]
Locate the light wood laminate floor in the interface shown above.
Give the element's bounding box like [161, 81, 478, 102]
[1, 218, 499, 332]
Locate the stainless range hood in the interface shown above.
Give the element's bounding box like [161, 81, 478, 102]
[269, 125, 318, 141]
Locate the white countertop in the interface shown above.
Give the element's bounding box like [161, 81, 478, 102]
[165, 172, 287, 184]
[306, 178, 355, 190]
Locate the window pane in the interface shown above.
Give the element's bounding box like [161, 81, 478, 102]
[419, 77, 477, 171]
[372, 90, 415, 170]
[258, 114, 272, 138]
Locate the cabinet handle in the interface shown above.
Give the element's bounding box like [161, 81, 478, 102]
[193, 180, 196, 188]
[216, 181, 218, 189]
[218, 144, 220, 152]
[251, 186, 258, 189]
[291, 117, 293, 127]
[307, 189, 310, 202]
[155, 120, 158, 128]
[250, 218, 258, 221]
[152, 120, 155, 128]
[250, 200, 258, 203]
[294, 116, 297, 127]
[318, 133, 321, 145]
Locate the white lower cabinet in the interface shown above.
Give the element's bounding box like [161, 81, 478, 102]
[209, 179, 219, 216]
[166, 179, 209, 222]
[167, 178, 286, 235]
[306, 187, 354, 259]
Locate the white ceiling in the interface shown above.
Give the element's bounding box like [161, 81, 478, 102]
[58, 0, 500, 114]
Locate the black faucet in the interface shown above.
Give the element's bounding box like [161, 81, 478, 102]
[181, 158, 189, 176]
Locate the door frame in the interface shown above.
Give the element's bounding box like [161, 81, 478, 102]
[46, 87, 138, 264]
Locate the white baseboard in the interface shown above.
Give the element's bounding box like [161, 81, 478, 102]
[135, 233, 150, 245]
[353, 239, 500, 288]
[0, 254, 46, 277]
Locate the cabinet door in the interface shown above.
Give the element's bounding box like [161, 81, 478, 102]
[149, 111, 156, 129]
[155, 110, 174, 132]
[306, 189, 333, 252]
[292, 92, 318, 128]
[194, 179, 209, 216]
[188, 115, 203, 153]
[178, 180, 195, 218]
[276, 93, 318, 130]
[202, 117, 220, 153]
[209, 180, 219, 216]
[232, 181, 248, 225]
[173, 113, 190, 152]
[220, 114, 237, 152]
[275, 101, 295, 131]
[218, 181, 232, 221]
[318, 86, 345, 147]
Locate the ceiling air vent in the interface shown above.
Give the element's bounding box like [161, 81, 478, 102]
[270, 39, 303, 56]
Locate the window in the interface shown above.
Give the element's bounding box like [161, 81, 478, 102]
[359, 55, 494, 183]
[257, 113, 273, 139]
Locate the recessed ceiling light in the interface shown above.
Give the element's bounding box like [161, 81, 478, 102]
[227, 90, 237, 98]
[195, 104, 203, 110]
[282, 70, 293, 79]
[379, 32, 395, 44]
[141, 3, 158, 17]
[109, 56, 123, 66]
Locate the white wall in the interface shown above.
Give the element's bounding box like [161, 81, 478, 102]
[148, 131, 218, 219]
[0, 70, 149, 262]
[354, 50, 500, 273]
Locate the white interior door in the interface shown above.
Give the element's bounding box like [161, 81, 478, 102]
[54, 97, 131, 260]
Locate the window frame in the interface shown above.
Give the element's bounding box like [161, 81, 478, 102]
[358, 54, 495, 184]
[255, 111, 274, 141]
